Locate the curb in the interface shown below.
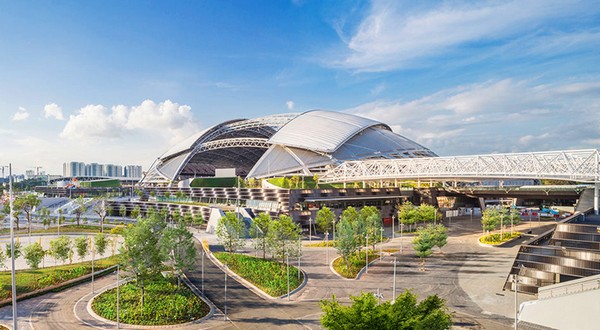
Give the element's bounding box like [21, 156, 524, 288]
[477, 233, 523, 248]
[329, 254, 381, 280]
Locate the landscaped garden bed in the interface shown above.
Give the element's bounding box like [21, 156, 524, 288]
[332, 250, 379, 279]
[0, 255, 120, 300]
[479, 232, 521, 245]
[305, 240, 336, 248]
[92, 274, 209, 325]
[214, 252, 303, 297]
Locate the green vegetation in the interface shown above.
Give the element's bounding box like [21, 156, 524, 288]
[0, 256, 119, 300]
[190, 176, 241, 187]
[267, 176, 338, 189]
[305, 241, 337, 248]
[315, 206, 336, 234]
[92, 274, 208, 325]
[479, 232, 522, 245]
[332, 250, 378, 278]
[320, 291, 453, 330]
[80, 179, 121, 188]
[398, 201, 442, 232]
[216, 212, 246, 252]
[214, 252, 303, 297]
[412, 224, 448, 271]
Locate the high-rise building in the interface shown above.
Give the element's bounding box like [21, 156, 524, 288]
[85, 163, 105, 177]
[62, 161, 141, 178]
[63, 162, 86, 177]
[124, 165, 143, 178]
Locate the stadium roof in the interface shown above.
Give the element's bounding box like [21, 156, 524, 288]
[141, 110, 436, 185]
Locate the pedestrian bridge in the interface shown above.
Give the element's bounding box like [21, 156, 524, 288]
[319, 149, 600, 213]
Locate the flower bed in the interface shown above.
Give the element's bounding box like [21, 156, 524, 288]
[479, 232, 521, 245]
[332, 250, 379, 279]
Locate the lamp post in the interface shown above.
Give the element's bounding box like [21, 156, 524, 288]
[325, 231, 329, 266]
[309, 217, 312, 242]
[201, 249, 205, 292]
[392, 215, 395, 239]
[224, 264, 228, 320]
[392, 257, 397, 303]
[9, 164, 18, 330]
[286, 250, 290, 301]
[400, 222, 404, 254]
[379, 227, 384, 260]
[117, 263, 120, 329]
[514, 264, 521, 330]
[91, 237, 95, 293]
[365, 235, 369, 274]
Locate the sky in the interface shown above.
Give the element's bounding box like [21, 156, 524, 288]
[1, 0, 600, 175]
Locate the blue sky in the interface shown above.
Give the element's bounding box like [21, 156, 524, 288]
[1, 0, 600, 175]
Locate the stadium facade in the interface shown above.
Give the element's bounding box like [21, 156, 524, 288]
[141, 110, 437, 185]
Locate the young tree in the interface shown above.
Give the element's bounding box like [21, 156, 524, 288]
[161, 220, 196, 288]
[250, 212, 271, 258]
[175, 190, 184, 201]
[216, 212, 246, 253]
[6, 241, 22, 259]
[341, 206, 359, 224]
[0, 249, 6, 269]
[131, 205, 141, 219]
[75, 236, 89, 261]
[193, 212, 204, 230]
[335, 218, 358, 270]
[398, 201, 418, 232]
[183, 211, 193, 226]
[95, 233, 109, 257]
[509, 208, 522, 235]
[57, 208, 65, 234]
[364, 213, 382, 249]
[417, 203, 437, 225]
[315, 206, 335, 234]
[413, 227, 435, 271]
[290, 175, 300, 189]
[16, 194, 41, 235]
[431, 224, 448, 253]
[481, 208, 500, 234]
[3, 198, 22, 230]
[119, 205, 127, 219]
[39, 206, 51, 229]
[23, 242, 46, 269]
[159, 207, 170, 223]
[120, 214, 166, 306]
[266, 215, 302, 261]
[49, 236, 73, 265]
[313, 174, 319, 188]
[93, 199, 108, 233]
[73, 196, 87, 226]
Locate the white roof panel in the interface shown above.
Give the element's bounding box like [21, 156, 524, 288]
[268, 110, 388, 153]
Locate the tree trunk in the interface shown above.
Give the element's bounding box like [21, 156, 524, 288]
[141, 280, 145, 307]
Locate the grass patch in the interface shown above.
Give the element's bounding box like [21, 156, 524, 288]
[305, 240, 336, 248]
[92, 274, 209, 325]
[479, 232, 522, 245]
[0, 225, 104, 236]
[332, 250, 379, 279]
[214, 252, 303, 297]
[0, 255, 120, 300]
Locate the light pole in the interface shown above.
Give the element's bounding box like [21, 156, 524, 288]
[117, 263, 120, 329]
[392, 257, 397, 303]
[286, 250, 290, 301]
[434, 207, 436, 225]
[325, 231, 329, 266]
[224, 264, 228, 320]
[379, 227, 384, 259]
[91, 237, 95, 293]
[309, 217, 312, 242]
[392, 215, 395, 239]
[201, 249, 205, 292]
[365, 235, 369, 274]
[400, 222, 404, 254]
[514, 264, 521, 330]
[9, 164, 18, 330]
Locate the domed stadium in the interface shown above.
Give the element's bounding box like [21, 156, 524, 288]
[141, 110, 436, 185]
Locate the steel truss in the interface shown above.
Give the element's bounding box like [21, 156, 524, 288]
[320, 149, 600, 183]
[196, 137, 271, 152]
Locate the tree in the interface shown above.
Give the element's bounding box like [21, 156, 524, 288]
[73, 196, 87, 226]
[290, 175, 300, 189]
[313, 174, 319, 188]
[216, 212, 246, 253]
[16, 194, 41, 235]
[93, 199, 108, 233]
[413, 227, 435, 271]
[23, 242, 46, 269]
[250, 212, 271, 258]
[481, 208, 500, 234]
[175, 190, 184, 201]
[193, 212, 204, 230]
[161, 220, 196, 288]
[75, 236, 89, 261]
[417, 203, 437, 225]
[49, 236, 73, 265]
[6, 241, 22, 259]
[361, 207, 382, 249]
[341, 206, 359, 224]
[119, 205, 127, 219]
[131, 205, 141, 219]
[39, 206, 51, 229]
[95, 233, 109, 256]
[315, 206, 335, 234]
[183, 211, 193, 226]
[432, 224, 448, 253]
[266, 215, 302, 261]
[398, 201, 418, 231]
[335, 218, 358, 270]
[509, 208, 521, 235]
[3, 198, 22, 230]
[57, 208, 65, 234]
[159, 207, 170, 223]
[320, 291, 452, 330]
[164, 191, 171, 200]
[120, 213, 166, 306]
[0, 248, 6, 269]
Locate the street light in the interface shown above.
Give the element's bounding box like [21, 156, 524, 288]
[392, 215, 395, 239]
[8, 164, 17, 330]
[325, 231, 329, 265]
[286, 249, 290, 301]
[201, 249, 205, 292]
[379, 227, 384, 260]
[308, 217, 312, 242]
[514, 263, 522, 329]
[365, 235, 369, 274]
[117, 263, 120, 329]
[224, 264, 228, 320]
[392, 257, 397, 303]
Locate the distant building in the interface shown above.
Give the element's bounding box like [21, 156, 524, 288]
[63, 161, 86, 177]
[124, 165, 143, 178]
[62, 161, 142, 178]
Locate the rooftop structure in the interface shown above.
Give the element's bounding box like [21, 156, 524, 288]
[141, 110, 436, 185]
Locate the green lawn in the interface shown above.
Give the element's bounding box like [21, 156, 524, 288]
[214, 252, 303, 297]
[0, 225, 104, 236]
[92, 274, 209, 325]
[0, 255, 120, 300]
[333, 250, 379, 279]
[305, 240, 337, 248]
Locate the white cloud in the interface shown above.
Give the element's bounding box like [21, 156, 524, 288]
[332, 0, 596, 71]
[60, 100, 199, 144]
[12, 107, 29, 121]
[346, 78, 600, 155]
[286, 101, 295, 110]
[43, 103, 64, 120]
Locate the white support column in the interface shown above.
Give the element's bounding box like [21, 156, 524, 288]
[595, 180, 599, 215]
